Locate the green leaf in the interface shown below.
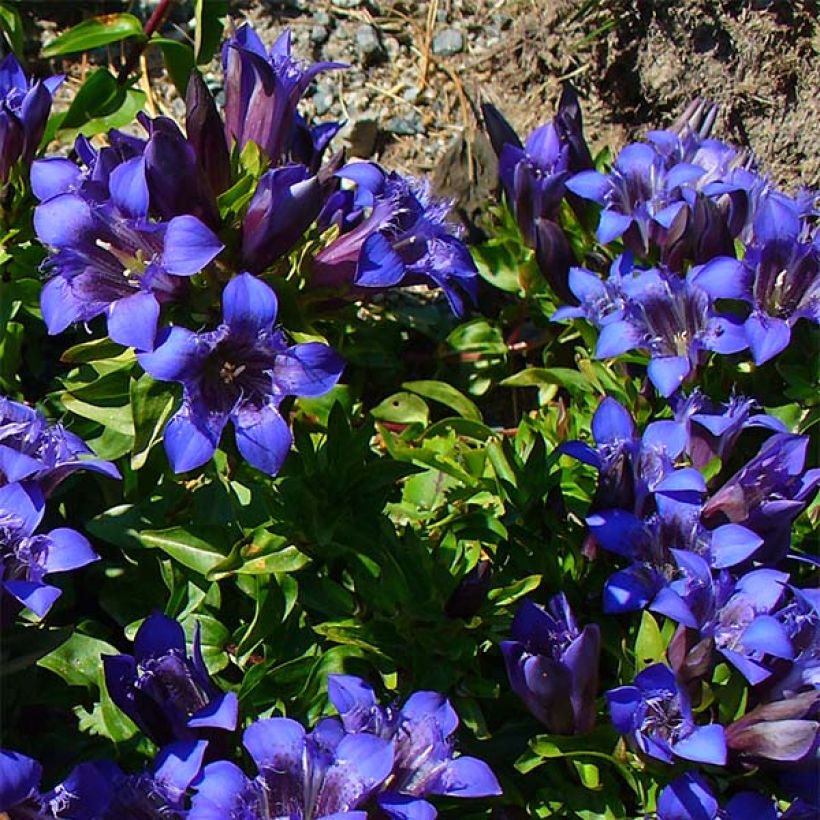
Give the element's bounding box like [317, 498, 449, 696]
[0, 3, 25, 57]
[38, 632, 120, 688]
[62, 393, 134, 436]
[487, 574, 542, 606]
[151, 37, 195, 97]
[130, 373, 177, 470]
[194, 0, 228, 65]
[138, 526, 229, 575]
[634, 611, 665, 672]
[501, 367, 595, 395]
[42, 13, 145, 57]
[61, 337, 129, 364]
[371, 392, 429, 425]
[402, 380, 482, 421]
[208, 530, 311, 580]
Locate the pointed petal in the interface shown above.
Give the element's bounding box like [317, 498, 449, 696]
[0, 749, 42, 812]
[153, 740, 208, 797]
[162, 215, 224, 276]
[107, 291, 160, 351]
[592, 396, 636, 444]
[135, 611, 186, 658]
[3, 580, 61, 617]
[742, 615, 793, 659]
[378, 794, 437, 820]
[355, 232, 405, 287]
[138, 326, 201, 382]
[595, 320, 643, 358]
[745, 313, 790, 365]
[648, 356, 691, 397]
[163, 406, 224, 474]
[41, 276, 84, 335]
[565, 170, 609, 202]
[603, 566, 659, 613]
[429, 756, 502, 798]
[672, 724, 727, 765]
[710, 524, 763, 568]
[694, 257, 750, 300]
[597, 210, 634, 244]
[650, 586, 699, 628]
[273, 342, 344, 398]
[222, 272, 278, 335]
[188, 691, 239, 730]
[109, 157, 149, 218]
[42, 528, 97, 573]
[233, 403, 292, 476]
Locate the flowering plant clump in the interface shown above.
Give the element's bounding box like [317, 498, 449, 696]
[0, 7, 816, 820]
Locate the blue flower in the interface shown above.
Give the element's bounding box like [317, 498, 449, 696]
[189, 717, 393, 819]
[312, 163, 478, 316]
[103, 612, 238, 747]
[0, 481, 97, 620]
[0, 395, 120, 494]
[501, 594, 600, 734]
[0, 748, 41, 815]
[607, 663, 727, 765]
[656, 772, 782, 820]
[35, 176, 224, 351]
[327, 675, 501, 817]
[139, 273, 344, 474]
[222, 25, 345, 166]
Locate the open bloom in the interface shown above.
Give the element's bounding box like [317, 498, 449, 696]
[0, 396, 120, 493]
[103, 612, 238, 747]
[222, 25, 344, 165]
[190, 717, 393, 819]
[501, 594, 600, 734]
[312, 163, 478, 316]
[35, 165, 224, 351]
[0, 481, 97, 620]
[328, 675, 501, 817]
[0, 53, 61, 184]
[139, 273, 344, 475]
[607, 663, 727, 765]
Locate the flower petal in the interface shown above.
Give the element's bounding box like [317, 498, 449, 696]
[273, 342, 345, 398]
[647, 356, 691, 397]
[0, 749, 42, 812]
[188, 691, 239, 731]
[710, 524, 763, 568]
[222, 272, 278, 336]
[354, 232, 405, 288]
[107, 291, 160, 352]
[745, 312, 790, 365]
[138, 326, 202, 382]
[428, 755, 502, 798]
[42, 528, 97, 573]
[672, 724, 727, 765]
[162, 215, 224, 276]
[109, 156, 149, 218]
[233, 403, 292, 476]
[163, 406, 225, 474]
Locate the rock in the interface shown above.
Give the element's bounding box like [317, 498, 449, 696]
[331, 0, 362, 8]
[432, 28, 464, 57]
[314, 11, 332, 26]
[403, 86, 421, 104]
[385, 111, 425, 136]
[311, 26, 330, 45]
[383, 36, 401, 61]
[356, 24, 385, 65]
[348, 118, 379, 157]
[313, 90, 334, 116]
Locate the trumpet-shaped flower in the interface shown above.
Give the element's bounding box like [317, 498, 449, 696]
[607, 663, 727, 765]
[103, 612, 238, 747]
[138, 273, 344, 475]
[0, 481, 97, 620]
[501, 594, 600, 734]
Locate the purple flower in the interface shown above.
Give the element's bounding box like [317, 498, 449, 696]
[222, 25, 345, 166]
[695, 232, 819, 365]
[657, 773, 782, 820]
[241, 164, 324, 274]
[189, 716, 393, 819]
[593, 267, 747, 396]
[0, 481, 97, 620]
[139, 273, 344, 474]
[552, 254, 632, 327]
[34, 174, 224, 351]
[607, 663, 727, 765]
[103, 612, 238, 747]
[185, 70, 232, 199]
[0, 53, 61, 184]
[0, 395, 120, 494]
[0, 748, 41, 815]
[702, 432, 820, 564]
[327, 675, 501, 816]
[311, 163, 478, 316]
[500, 594, 600, 734]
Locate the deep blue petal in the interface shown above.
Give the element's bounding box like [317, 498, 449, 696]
[647, 356, 691, 397]
[109, 156, 149, 218]
[222, 272, 278, 336]
[710, 524, 763, 568]
[42, 527, 97, 573]
[107, 291, 160, 351]
[672, 724, 727, 765]
[745, 312, 791, 365]
[162, 215, 224, 276]
[134, 611, 186, 659]
[0, 749, 42, 812]
[355, 232, 405, 287]
[233, 403, 292, 476]
[188, 691, 239, 731]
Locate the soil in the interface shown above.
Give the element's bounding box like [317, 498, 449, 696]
[14, 0, 820, 215]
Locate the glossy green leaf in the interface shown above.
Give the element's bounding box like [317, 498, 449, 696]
[634, 611, 665, 672]
[152, 37, 195, 97]
[138, 527, 229, 575]
[194, 0, 228, 64]
[38, 633, 120, 688]
[402, 380, 482, 421]
[42, 13, 145, 57]
[0, 3, 24, 57]
[371, 392, 429, 425]
[130, 373, 177, 470]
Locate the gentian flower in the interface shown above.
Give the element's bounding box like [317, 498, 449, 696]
[241, 164, 323, 274]
[0, 481, 97, 620]
[139, 273, 344, 474]
[702, 432, 820, 563]
[0, 748, 41, 816]
[189, 716, 393, 819]
[551, 254, 632, 327]
[103, 612, 238, 747]
[185, 70, 232, 198]
[607, 662, 727, 765]
[328, 675, 501, 817]
[656, 773, 782, 820]
[0, 396, 120, 493]
[500, 594, 600, 734]
[312, 163, 478, 316]
[222, 25, 345, 166]
[0, 53, 61, 185]
[695, 230, 819, 365]
[593, 267, 747, 396]
[34, 167, 224, 351]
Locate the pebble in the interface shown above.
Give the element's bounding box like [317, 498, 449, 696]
[355, 24, 385, 65]
[385, 111, 425, 136]
[432, 28, 464, 57]
[331, 0, 362, 8]
[313, 90, 334, 116]
[311, 25, 330, 45]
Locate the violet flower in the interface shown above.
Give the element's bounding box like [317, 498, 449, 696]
[0, 53, 61, 185]
[312, 163, 478, 316]
[607, 662, 727, 765]
[138, 273, 344, 475]
[222, 25, 345, 166]
[35, 167, 224, 351]
[189, 716, 393, 819]
[0, 395, 120, 494]
[656, 773, 782, 820]
[702, 432, 820, 564]
[103, 612, 238, 747]
[327, 675, 501, 817]
[0, 748, 41, 816]
[500, 594, 600, 734]
[0, 481, 97, 620]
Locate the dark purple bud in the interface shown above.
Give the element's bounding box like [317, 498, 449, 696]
[534, 217, 577, 304]
[555, 83, 594, 173]
[445, 557, 492, 619]
[481, 102, 522, 159]
[185, 70, 231, 197]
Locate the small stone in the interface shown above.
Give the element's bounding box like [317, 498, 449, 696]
[403, 85, 421, 104]
[348, 118, 379, 157]
[331, 0, 362, 8]
[313, 90, 334, 116]
[432, 28, 464, 57]
[311, 25, 329, 45]
[383, 36, 401, 61]
[385, 111, 424, 136]
[314, 11, 332, 26]
[356, 24, 385, 65]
